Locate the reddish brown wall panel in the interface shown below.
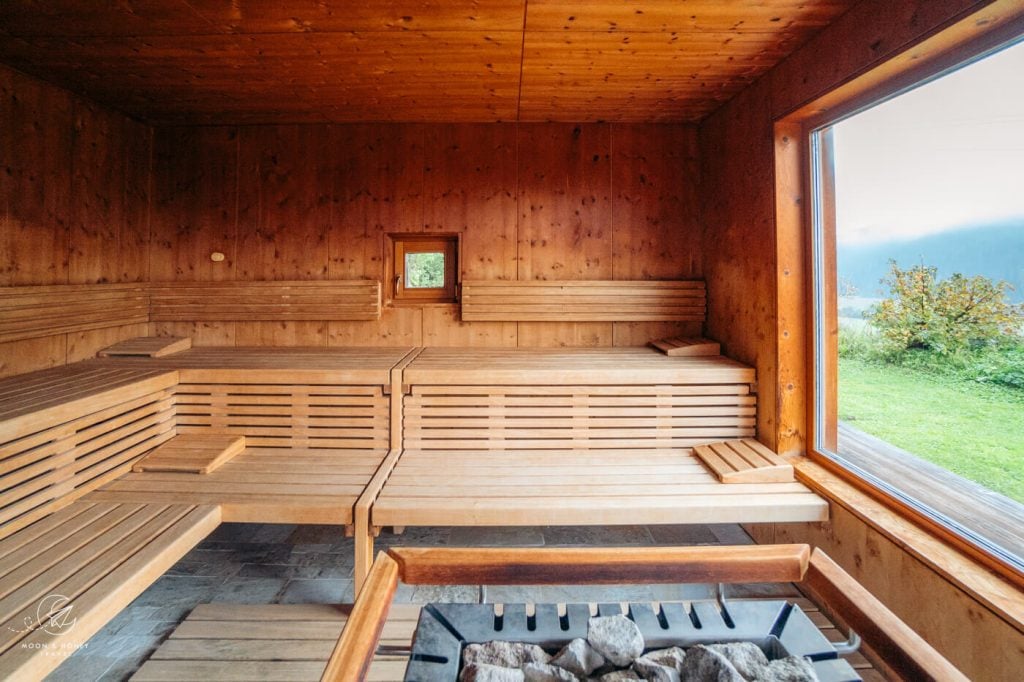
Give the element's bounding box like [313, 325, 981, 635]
[149, 122, 702, 347]
[0, 64, 153, 377]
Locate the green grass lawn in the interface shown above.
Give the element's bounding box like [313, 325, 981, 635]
[839, 358, 1024, 503]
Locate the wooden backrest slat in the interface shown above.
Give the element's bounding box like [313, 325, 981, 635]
[174, 381, 389, 450]
[149, 280, 381, 321]
[404, 384, 755, 450]
[462, 280, 706, 322]
[0, 283, 149, 344]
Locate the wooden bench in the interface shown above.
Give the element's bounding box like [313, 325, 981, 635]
[357, 347, 828, 586]
[0, 364, 220, 679]
[92, 347, 414, 526]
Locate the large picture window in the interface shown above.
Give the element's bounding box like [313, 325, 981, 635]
[810, 39, 1024, 568]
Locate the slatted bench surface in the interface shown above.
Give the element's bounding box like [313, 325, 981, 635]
[0, 364, 177, 439]
[404, 346, 755, 385]
[102, 346, 413, 384]
[373, 449, 829, 527]
[91, 448, 390, 525]
[131, 603, 419, 682]
[0, 500, 220, 681]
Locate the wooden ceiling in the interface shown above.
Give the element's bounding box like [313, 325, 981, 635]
[0, 1, 856, 124]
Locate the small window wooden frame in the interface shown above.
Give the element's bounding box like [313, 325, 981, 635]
[386, 233, 460, 305]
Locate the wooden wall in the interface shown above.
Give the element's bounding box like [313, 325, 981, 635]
[701, 1, 1024, 678]
[0, 63, 152, 378]
[148, 122, 702, 348]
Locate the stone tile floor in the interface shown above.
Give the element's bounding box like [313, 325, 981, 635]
[45, 522, 798, 681]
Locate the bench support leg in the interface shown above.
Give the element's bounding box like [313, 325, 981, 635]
[354, 508, 375, 594]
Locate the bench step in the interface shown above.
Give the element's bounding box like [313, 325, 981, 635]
[133, 434, 246, 475]
[693, 439, 795, 483]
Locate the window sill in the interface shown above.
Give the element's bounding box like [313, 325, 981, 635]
[796, 455, 1024, 633]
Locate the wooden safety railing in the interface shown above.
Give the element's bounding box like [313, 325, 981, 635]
[321, 545, 969, 682]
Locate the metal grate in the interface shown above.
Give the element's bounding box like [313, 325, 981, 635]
[404, 600, 861, 681]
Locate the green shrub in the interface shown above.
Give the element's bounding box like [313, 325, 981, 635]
[869, 261, 1023, 355]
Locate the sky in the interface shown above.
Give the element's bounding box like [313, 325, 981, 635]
[833, 39, 1024, 246]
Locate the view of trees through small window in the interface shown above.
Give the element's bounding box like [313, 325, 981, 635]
[829, 40, 1024, 507]
[405, 252, 445, 288]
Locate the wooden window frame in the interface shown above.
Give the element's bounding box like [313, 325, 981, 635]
[774, 11, 1024, 589]
[385, 233, 460, 305]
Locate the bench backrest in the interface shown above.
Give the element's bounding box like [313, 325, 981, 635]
[403, 383, 755, 450]
[0, 367, 177, 540]
[175, 381, 390, 450]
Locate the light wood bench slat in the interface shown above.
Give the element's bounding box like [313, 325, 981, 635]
[462, 280, 706, 322]
[0, 502, 219, 681]
[0, 283, 149, 344]
[149, 281, 381, 322]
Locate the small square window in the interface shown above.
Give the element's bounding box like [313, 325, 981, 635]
[387, 234, 459, 304]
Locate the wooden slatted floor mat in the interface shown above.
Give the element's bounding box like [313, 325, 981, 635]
[130, 599, 882, 681]
[131, 603, 417, 681]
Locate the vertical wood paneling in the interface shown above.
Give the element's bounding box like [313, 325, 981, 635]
[69, 102, 152, 284]
[1, 66, 72, 286]
[146, 121, 698, 349]
[149, 126, 238, 282]
[236, 125, 331, 281]
[422, 306, 517, 347]
[423, 124, 518, 280]
[0, 64, 152, 376]
[517, 123, 612, 281]
[330, 124, 425, 281]
[328, 309, 423, 347]
[611, 124, 700, 280]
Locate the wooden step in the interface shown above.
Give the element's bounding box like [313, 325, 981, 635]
[133, 434, 246, 475]
[100, 337, 192, 358]
[649, 336, 721, 356]
[692, 439, 794, 483]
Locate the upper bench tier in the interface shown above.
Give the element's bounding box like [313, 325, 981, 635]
[403, 346, 755, 385]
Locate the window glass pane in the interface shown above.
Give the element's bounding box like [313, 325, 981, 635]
[814, 40, 1024, 564]
[405, 251, 445, 288]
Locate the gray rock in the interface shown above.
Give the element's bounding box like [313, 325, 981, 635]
[632, 658, 680, 682]
[637, 647, 686, 673]
[460, 662, 526, 682]
[587, 615, 645, 667]
[524, 662, 580, 682]
[760, 656, 819, 682]
[464, 641, 552, 668]
[596, 671, 642, 681]
[551, 638, 606, 676]
[679, 645, 744, 682]
[706, 642, 769, 680]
